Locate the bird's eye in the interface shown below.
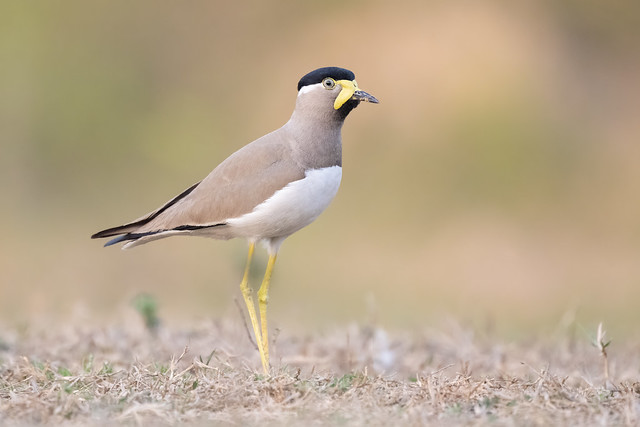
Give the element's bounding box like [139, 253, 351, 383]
[322, 78, 336, 89]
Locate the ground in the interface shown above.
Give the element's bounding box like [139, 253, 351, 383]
[1, 314, 639, 426]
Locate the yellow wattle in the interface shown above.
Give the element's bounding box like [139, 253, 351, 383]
[334, 80, 357, 110]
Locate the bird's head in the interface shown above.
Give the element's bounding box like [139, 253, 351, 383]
[295, 67, 378, 120]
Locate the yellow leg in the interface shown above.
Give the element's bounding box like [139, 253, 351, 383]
[257, 254, 277, 370]
[238, 242, 269, 374]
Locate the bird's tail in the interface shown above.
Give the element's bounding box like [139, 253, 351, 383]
[91, 181, 202, 247]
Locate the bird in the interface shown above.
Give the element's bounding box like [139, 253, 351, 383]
[92, 66, 378, 374]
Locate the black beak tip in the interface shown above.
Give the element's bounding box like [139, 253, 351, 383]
[354, 90, 379, 104]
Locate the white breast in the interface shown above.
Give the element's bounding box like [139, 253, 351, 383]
[226, 166, 342, 243]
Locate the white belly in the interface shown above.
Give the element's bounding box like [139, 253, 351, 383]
[226, 166, 342, 242]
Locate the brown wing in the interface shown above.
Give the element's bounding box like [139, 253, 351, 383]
[92, 129, 305, 242]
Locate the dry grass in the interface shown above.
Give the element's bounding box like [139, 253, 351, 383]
[1, 314, 639, 426]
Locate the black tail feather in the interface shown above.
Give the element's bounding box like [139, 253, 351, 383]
[98, 223, 227, 247]
[91, 181, 201, 240]
[92, 226, 136, 240]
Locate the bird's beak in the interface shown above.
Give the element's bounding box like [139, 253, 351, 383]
[334, 79, 379, 109]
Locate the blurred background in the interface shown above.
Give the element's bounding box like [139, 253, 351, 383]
[1, 0, 639, 337]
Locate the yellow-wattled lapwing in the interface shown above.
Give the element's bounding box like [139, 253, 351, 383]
[92, 67, 378, 373]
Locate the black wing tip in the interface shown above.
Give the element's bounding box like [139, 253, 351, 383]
[94, 223, 228, 247]
[90, 181, 203, 242]
[91, 230, 115, 240]
[91, 222, 138, 239]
